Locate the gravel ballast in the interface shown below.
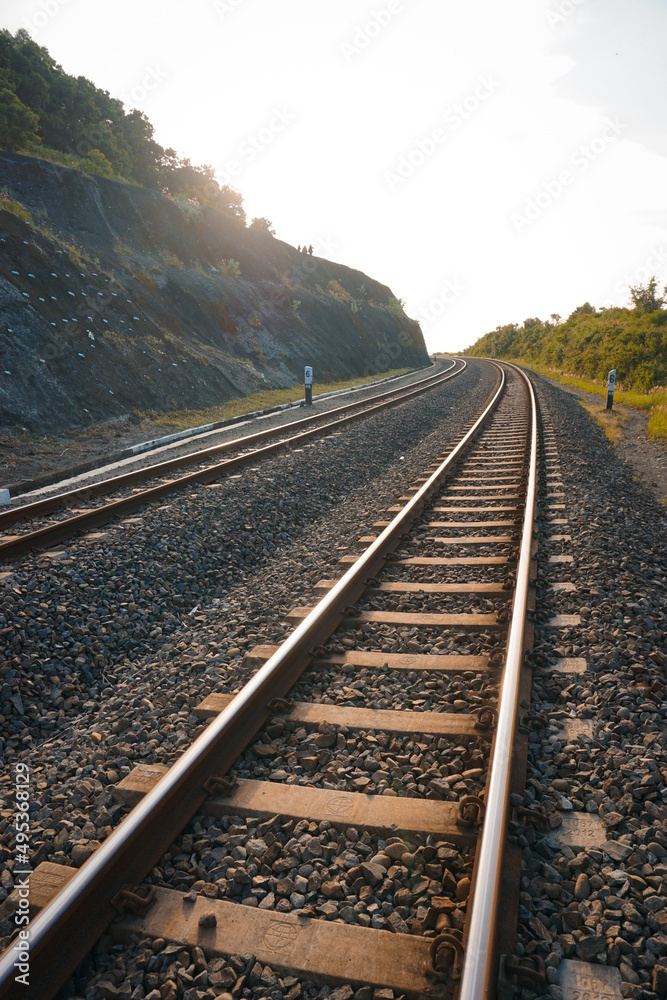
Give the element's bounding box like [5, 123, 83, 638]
[510, 371, 667, 1000]
[6, 361, 664, 999]
[0, 360, 496, 953]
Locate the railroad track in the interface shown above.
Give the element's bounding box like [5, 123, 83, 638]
[0, 360, 464, 564]
[0, 359, 546, 999]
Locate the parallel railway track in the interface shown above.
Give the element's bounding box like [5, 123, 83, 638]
[0, 360, 464, 563]
[0, 360, 549, 999]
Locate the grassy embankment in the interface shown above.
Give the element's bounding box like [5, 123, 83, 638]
[135, 368, 415, 431]
[537, 364, 665, 442]
[0, 368, 421, 481]
[508, 361, 667, 444]
[465, 301, 667, 443]
[0, 368, 417, 453]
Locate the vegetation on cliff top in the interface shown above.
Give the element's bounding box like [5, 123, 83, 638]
[0, 28, 246, 222]
[466, 279, 667, 440]
[466, 279, 667, 393]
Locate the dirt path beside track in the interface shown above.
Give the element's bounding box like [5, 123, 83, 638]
[541, 375, 667, 506]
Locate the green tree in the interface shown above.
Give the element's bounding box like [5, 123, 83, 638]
[0, 86, 39, 151]
[158, 156, 246, 223]
[217, 185, 246, 225]
[249, 216, 275, 235]
[0, 27, 247, 220]
[114, 108, 162, 187]
[629, 276, 665, 314]
[466, 299, 667, 391]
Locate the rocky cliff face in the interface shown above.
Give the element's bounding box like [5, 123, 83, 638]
[0, 151, 427, 433]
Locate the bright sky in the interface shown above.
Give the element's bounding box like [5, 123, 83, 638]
[3, 0, 667, 352]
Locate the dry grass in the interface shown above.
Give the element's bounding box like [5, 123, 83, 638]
[1, 368, 417, 483]
[648, 404, 667, 440]
[134, 368, 414, 431]
[513, 359, 667, 442]
[0, 190, 32, 224]
[578, 400, 627, 445]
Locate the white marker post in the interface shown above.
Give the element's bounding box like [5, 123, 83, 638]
[304, 365, 313, 406]
[606, 369, 616, 410]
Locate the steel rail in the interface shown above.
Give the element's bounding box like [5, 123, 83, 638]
[458, 361, 537, 1000]
[0, 359, 461, 530]
[0, 361, 466, 563]
[0, 363, 504, 1000]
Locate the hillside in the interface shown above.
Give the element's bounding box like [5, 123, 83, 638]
[0, 151, 427, 434]
[466, 299, 667, 392]
[0, 28, 242, 215]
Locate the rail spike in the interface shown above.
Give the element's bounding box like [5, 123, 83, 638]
[203, 774, 238, 796]
[266, 696, 294, 712]
[502, 955, 547, 992]
[456, 794, 485, 828]
[514, 805, 549, 829]
[110, 884, 156, 917]
[487, 652, 504, 670]
[429, 931, 464, 979]
[474, 707, 497, 731]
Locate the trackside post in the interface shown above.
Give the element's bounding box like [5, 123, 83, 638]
[606, 369, 616, 410]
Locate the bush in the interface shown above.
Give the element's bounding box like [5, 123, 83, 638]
[218, 258, 241, 278]
[249, 216, 275, 235]
[0, 86, 39, 151]
[80, 148, 115, 179]
[0, 187, 31, 223]
[467, 299, 667, 392]
[324, 279, 353, 303]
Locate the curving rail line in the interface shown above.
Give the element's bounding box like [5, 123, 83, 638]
[0, 359, 464, 563]
[0, 359, 539, 999]
[458, 362, 537, 1000]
